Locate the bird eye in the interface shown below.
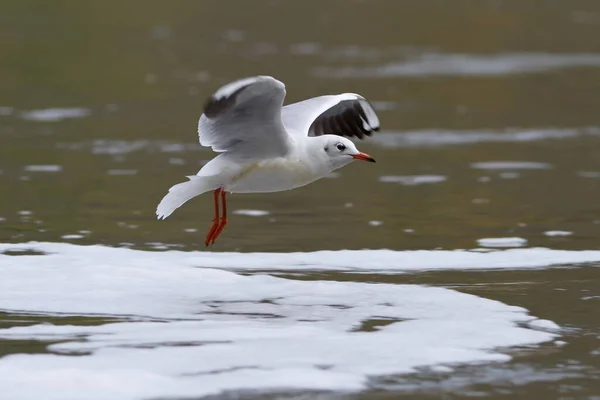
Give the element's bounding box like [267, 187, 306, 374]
[336, 143, 346, 151]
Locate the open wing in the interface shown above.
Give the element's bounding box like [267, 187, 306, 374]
[198, 76, 290, 159]
[281, 94, 380, 139]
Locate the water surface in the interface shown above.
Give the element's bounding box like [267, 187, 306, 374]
[1, 1, 600, 399]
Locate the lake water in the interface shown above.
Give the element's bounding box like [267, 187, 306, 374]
[1, 1, 599, 399]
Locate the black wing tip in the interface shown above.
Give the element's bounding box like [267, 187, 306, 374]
[348, 119, 380, 139]
[203, 82, 251, 119]
[203, 96, 230, 119]
[350, 130, 375, 140]
[307, 96, 381, 139]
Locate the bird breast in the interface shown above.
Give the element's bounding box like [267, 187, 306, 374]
[225, 157, 321, 193]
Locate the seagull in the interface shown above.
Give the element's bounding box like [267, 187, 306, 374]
[156, 75, 380, 245]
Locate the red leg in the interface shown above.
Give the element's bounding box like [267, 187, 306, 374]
[204, 189, 221, 246]
[210, 190, 228, 244]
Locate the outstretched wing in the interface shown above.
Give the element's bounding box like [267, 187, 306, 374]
[281, 94, 380, 139]
[198, 76, 291, 159]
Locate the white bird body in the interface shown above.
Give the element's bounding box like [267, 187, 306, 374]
[156, 75, 380, 245]
[203, 136, 333, 193]
[223, 155, 323, 194]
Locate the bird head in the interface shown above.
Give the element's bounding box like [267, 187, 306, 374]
[320, 135, 376, 170]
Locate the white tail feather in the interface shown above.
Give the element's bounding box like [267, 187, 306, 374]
[156, 176, 216, 220]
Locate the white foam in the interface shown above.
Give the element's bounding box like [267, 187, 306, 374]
[0, 107, 14, 116]
[60, 234, 84, 240]
[577, 171, 600, 178]
[0, 242, 559, 400]
[368, 220, 383, 226]
[369, 127, 599, 148]
[168, 157, 186, 165]
[477, 237, 528, 248]
[233, 209, 270, 217]
[582, 296, 600, 301]
[288, 43, 393, 60]
[544, 231, 573, 237]
[21, 108, 90, 122]
[57, 140, 199, 155]
[23, 165, 63, 172]
[527, 319, 561, 332]
[91, 140, 148, 154]
[379, 175, 447, 185]
[471, 162, 552, 170]
[289, 42, 321, 55]
[499, 172, 520, 179]
[59, 128, 600, 155]
[314, 52, 600, 78]
[1, 241, 599, 274]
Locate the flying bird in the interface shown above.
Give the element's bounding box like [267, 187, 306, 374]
[156, 76, 380, 245]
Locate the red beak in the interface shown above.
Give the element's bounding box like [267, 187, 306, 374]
[351, 152, 376, 163]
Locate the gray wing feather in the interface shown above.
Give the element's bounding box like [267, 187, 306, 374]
[198, 76, 291, 159]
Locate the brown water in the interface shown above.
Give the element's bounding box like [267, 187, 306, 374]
[1, 0, 600, 398]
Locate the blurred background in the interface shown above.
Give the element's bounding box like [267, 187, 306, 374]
[2, 2, 600, 399]
[1, 0, 600, 252]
